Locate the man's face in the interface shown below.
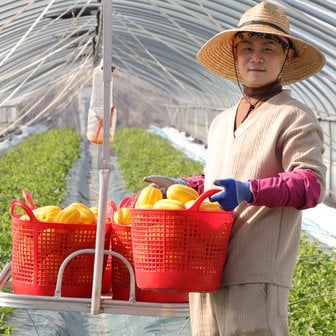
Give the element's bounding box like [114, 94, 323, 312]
[235, 37, 287, 87]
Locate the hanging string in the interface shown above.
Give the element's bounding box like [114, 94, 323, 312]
[232, 45, 290, 122]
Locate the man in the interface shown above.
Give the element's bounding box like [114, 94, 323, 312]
[145, 2, 326, 335]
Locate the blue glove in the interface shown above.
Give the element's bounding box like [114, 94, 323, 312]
[209, 178, 253, 211]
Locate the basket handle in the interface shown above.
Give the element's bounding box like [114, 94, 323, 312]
[119, 195, 137, 208]
[188, 189, 222, 211]
[21, 189, 36, 209]
[10, 199, 38, 221]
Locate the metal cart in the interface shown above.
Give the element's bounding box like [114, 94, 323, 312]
[0, 0, 189, 319]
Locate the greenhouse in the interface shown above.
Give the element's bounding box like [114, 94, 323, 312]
[0, 1, 335, 335]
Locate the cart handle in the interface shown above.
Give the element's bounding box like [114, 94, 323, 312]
[54, 249, 136, 303]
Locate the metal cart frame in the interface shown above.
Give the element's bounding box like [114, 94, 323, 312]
[0, 0, 189, 318]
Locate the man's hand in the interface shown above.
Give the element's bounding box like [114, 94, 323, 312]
[209, 178, 253, 211]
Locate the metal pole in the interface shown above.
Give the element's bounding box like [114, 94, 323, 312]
[91, 0, 113, 315]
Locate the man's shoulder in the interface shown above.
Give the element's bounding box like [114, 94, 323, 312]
[271, 90, 317, 119]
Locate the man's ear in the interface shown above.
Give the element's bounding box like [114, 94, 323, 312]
[285, 48, 295, 64]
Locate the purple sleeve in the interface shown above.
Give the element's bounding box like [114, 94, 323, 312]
[250, 169, 321, 210]
[181, 175, 205, 194]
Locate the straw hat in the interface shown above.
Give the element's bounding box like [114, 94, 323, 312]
[196, 2, 325, 85]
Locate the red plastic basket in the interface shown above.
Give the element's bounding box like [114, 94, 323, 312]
[130, 189, 234, 292]
[10, 198, 111, 298]
[111, 219, 188, 302]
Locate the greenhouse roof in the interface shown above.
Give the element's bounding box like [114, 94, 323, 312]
[0, 1, 335, 122]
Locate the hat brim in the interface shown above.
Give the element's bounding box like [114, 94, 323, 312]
[196, 26, 325, 85]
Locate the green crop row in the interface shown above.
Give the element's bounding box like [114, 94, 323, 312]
[113, 128, 204, 192]
[0, 127, 81, 334]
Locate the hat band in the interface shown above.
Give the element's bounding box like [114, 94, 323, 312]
[234, 32, 292, 49]
[238, 20, 289, 34]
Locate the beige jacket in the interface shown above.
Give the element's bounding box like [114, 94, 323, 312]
[204, 90, 326, 287]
